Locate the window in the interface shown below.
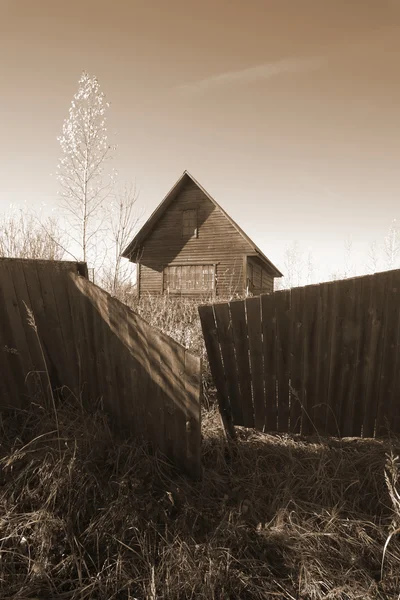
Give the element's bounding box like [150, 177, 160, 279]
[182, 209, 198, 238]
[164, 264, 215, 294]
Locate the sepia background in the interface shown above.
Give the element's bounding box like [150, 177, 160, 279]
[2, 0, 400, 282]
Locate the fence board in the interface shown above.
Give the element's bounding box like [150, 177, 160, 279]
[289, 287, 303, 434]
[230, 299, 254, 428]
[0, 267, 26, 407]
[66, 273, 91, 403]
[387, 272, 400, 434]
[37, 263, 72, 391]
[184, 352, 202, 479]
[246, 297, 265, 430]
[340, 276, 364, 437]
[213, 303, 243, 424]
[276, 290, 291, 432]
[376, 271, 400, 435]
[321, 282, 340, 436]
[312, 283, 329, 434]
[0, 261, 34, 405]
[6, 261, 47, 400]
[363, 272, 388, 436]
[301, 284, 319, 435]
[325, 279, 345, 437]
[198, 304, 235, 437]
[125, 310, 151, 440]
[261, 293, 277, 431]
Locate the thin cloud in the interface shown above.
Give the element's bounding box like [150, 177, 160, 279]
[178, 56, 322, 93]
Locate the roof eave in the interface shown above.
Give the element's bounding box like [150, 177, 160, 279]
[251, 250, 283, 278]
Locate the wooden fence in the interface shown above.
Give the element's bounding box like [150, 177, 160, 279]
[0, 258, 202, 477]
[199, 269, 400, 439]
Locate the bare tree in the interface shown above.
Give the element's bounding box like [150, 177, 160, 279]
[306, 249, 315, 285]
[100, 183, 143, 297]
[384, 219, 400, 270]
[281, 241, 304, 289]
[0, 210, 64, 260]
[366, 240, 380, 274]
[57, 71, 115, 267]
[343, 236, 355, 278]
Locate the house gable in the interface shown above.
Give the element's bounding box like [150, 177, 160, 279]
[123, 171, 282, 296]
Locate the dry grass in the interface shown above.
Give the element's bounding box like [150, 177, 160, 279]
[0, 397, 400, 599]
[127, 294, 207, 356]
[127, 294, 217, 406]
[1, 294, 399, 598]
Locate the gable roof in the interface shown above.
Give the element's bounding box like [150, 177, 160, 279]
[122, 170, 283, 277]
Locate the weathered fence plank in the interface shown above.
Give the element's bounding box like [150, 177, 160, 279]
[276, 290, 291, 432]
[246, 296, 265, 430]
[340, 276, 364, 437]
[301, 284, 319, 435]
[230, 299, 254, 428]
[0, 261, 34, 405]
[198, 304, 235, 438]
[325, 279, 344, 437]
[213, 303, 243, 424]
[261, 293, 277, 432]
[289, 287, 302, 434]
[363, 272, 388, 436]
[376, 271, 400, 435]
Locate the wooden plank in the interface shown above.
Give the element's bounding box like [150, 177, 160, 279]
[5, 260, 48, 401]
[213, 302, 244, 425]
[325, 279, 344, 437]
[245, 296, 265, 430]
[362, 271, 388, 437]
[229, 299, 254, 428]
[261, 292, 277, 432]
[139, 319, 163, 453]
[125, 310, 150, 441]
[289, 287, 303, 434]
[0, 261, 36, 406]
[65, 273, 92, 406]
[20, 261, 56, 407]
[350, 275, 372, 437]
[276, 290, 291, 433]
[35, 261, 72, 393]
[184, 351, 202, 479]
[376, 271, 400, 435]
[314, 282, 329, 434]
[108, 294, 134, 427]
[158, 330, 186, 465]
[301, 284, 320, 435]
[48, 265, 81, 397]
[0, 264, 27, 408]
[386, 272, 400, 434]
[198, 304, 236, 438]
[339, 276, 365, 437]
[86, 282, 113, 414]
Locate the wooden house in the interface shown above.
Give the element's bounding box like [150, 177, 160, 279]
[122, 171, 282, 298]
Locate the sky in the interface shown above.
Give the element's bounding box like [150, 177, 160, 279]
[1, 0, 400, 281]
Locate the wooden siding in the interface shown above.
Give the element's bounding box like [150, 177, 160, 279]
[139, 181, 259, 297]
[247, 256, 274, 295]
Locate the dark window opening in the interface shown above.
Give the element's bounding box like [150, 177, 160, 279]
[164, 264, 215, 294]
[182, 209, 198, 238]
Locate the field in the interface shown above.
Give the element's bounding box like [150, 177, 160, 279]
[1, 296, 400, 599]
